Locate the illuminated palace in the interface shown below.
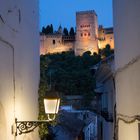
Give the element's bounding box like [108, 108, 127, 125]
[40, 10, 114, 56]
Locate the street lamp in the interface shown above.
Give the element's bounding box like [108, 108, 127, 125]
[44, 94, 60, 121]
[14, 90, 60, 136]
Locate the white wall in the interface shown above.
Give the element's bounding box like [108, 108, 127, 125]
[113, 0, 140, 140]
[113, 0, 140, 69]
[0, 0, 39, 140]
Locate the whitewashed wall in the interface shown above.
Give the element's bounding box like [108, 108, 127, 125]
[113, 0, 140, 69]
[0, 0, 39, 140]
[113, 0, 140, 140]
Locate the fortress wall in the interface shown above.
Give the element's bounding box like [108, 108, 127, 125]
[98, 33, 114, 49]
[40, 35, 74, 54]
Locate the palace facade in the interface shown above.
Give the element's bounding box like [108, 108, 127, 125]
[40, 10, 114, 56]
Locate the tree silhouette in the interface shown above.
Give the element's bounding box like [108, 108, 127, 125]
[41, 24, 54, 35]
[69, 27, 75, 36]
[63, 27, 69, 36]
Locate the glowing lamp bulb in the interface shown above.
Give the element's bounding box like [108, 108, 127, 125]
[44, 98, 60, 114]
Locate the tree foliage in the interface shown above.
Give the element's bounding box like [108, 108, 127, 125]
[39, 47, 114, 112]
[41, 24, 54, 35]
[63, 27, 69, 36]
[69, 27, 75, 36]
[38, 55, 57, 139]
[43, 51, 101, 104]
[99, 44, 114, 58]
[41, 25, 75, 37]
[38, 55, 49, 138]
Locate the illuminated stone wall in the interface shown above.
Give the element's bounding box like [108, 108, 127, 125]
[75, 10, 98, 56]
[113, 0, 140, 139]
[40, 34, 74, 55]
[98, 26, 114, 50]
[0, 0, 39, 140]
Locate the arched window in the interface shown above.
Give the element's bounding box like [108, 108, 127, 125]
[53, 40, 55, 45]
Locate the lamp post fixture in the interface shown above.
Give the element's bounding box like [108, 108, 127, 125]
[14, 91, 60, 136]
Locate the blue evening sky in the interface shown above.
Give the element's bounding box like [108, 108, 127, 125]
[39, 0, 113, 31]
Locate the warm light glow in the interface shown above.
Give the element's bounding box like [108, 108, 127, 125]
[44, 98, 60, 114]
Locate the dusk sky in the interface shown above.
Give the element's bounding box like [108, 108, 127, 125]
[39, 0, 113, 31]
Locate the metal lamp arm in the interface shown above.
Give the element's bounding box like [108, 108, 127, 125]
[15, 115, 55, 136]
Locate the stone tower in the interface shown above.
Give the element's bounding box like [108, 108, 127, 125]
[75, 10, 98, 56]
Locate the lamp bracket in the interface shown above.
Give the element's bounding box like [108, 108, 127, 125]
[15, 118, 49, 136]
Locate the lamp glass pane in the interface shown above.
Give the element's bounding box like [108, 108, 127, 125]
[44, 99, 60, 114]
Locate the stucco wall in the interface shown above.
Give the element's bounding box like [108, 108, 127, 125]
[0, 0, 39, 140]
[115, 60, 140, 115]
[113, 0, 140, 140]
[115, 59, 140, 140]
[113, 0, 140, 69]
